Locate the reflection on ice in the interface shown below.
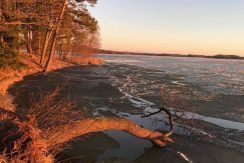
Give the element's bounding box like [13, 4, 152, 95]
[97, 131, 151, 161]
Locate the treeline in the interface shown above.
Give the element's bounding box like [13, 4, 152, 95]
[99, 49, 244, 60]
[0, 0, 100, 71]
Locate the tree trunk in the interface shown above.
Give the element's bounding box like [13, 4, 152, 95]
[44, 0, 67, 71]
[40, 29, 52, 65]
[27, 26, 33, 54]
[46, 117, 172, 148]
[0, 33, 3, 44]
[37, 28, 41, 56]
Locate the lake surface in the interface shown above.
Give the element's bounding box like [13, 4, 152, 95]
[10, 54, 244, 162]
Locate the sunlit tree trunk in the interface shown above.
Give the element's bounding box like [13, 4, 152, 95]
[0, 33, 3, 44]
[44, 0, 67, 71]
[40, 29, 53, 65]
[37, 27, 41, 56]
[47, 117, 171, 148]
[27, 26, 33, 54]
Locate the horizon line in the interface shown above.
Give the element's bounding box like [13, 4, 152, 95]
[99, 48, 244, 58]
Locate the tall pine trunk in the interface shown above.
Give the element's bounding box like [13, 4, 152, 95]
[44, 0, 67, 71]
[37, 28, 41, 56]
[26, 26, 33, 54]
[40, 29, 52, 65]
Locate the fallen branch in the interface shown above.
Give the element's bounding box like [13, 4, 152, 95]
[46, 117, 172, 148]
[142, 106, 174, 139]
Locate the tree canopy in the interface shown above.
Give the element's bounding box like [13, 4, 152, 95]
[0, 0, 99, 70]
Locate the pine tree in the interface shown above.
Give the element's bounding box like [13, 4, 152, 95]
[0, 1, 24, 69]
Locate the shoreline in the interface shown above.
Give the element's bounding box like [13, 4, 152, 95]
[0, 55, 74, 95]
[0, 54, 103, 95]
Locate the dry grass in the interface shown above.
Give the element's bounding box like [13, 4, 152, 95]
[0, 86, 92, 162]
[58, 55, 104, 66]
[0, 93, 15, 112]
[0, 88, 83, 162]
[28, 88, 85, 153]
[28, 87, 84, 130]
[72, 56, 104, 65]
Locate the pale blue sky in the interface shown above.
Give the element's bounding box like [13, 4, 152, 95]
[88, 0, 244, 56]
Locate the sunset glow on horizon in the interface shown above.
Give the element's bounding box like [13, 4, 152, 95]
[89, 0, 244, 56]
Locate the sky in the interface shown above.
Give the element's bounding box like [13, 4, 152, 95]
[88, 0, 244, 56]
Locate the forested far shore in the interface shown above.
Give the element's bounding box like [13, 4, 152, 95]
[99, 49, 244, 60]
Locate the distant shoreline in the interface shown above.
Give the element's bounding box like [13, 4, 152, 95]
[98, 49, 244, 60]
